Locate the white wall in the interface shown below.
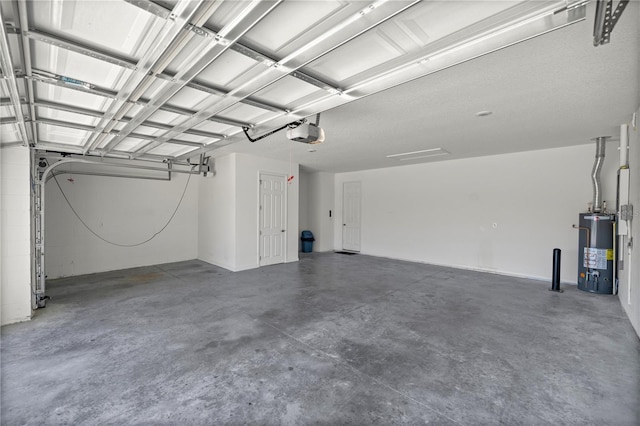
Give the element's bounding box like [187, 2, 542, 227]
[45, 169, 199, 278]
[618, 110, 640, 336]
[198, 153, 299, 271]
[1, 146, 32, 325]
[300, 171, 335, 252]
[334, 143, 619, 283]
[299, 169, 310, 251]
[198, 154, 236, 271]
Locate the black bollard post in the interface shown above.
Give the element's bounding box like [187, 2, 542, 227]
[549, 248, 563, 293]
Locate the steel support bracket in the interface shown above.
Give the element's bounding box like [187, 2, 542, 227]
[593, 0, 630, 46]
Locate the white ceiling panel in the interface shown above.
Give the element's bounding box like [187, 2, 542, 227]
[6, 34, 23, 70]
[147, 110, 187, 127]
[30, 0, 163, 58]
[1, 106, 14, 118]
[38, 123, 88, 145]
[196, 49, 262, 90]
[174, 133, 208, 144]
[170, 86, 221, 110]
[111, 121, 126, 132]
[16, 79, 28, 99]
[110, 137, 147, 152]
[393, 1, 519, 48]
[36, 107, 98, 127]
[306, 1, 524, 85]
[203, 1, 278, 34]
[192, 120, 236, 135]
[162, 34, 212, 76]
[241, 1, 348, 53]
[0, 124, 21, 143]
[139, 78, 171, 101]
[251, 75, 324, 106]
[250, 1, 418, 66]
[217, 103, 277, 123]
[35, 81, 114, 112]
[148, 143, 193, 157]
[31, 43, 133, 91]
[129, 125, 165, 138]
[124, 103, 146, 118]
[308, 28, 408, 83]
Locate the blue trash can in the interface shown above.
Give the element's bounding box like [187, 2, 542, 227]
[301, 230, 315, 253]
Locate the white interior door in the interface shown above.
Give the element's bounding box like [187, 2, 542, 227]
[342, 181, 361, 252]
[259, 173, 287, 266]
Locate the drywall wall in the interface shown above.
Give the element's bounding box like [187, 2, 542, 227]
[299, 171, 335, 252]
[45, 168, 198, 278]
[235, 153, 299, 270]
[299, 169, 310, 251]
[198, 154, 236, 271]
[198, 153, 299, 271]
[618, 110, 640, 337]
[1, 146, 32, 325]
[334, 143, 618, 283]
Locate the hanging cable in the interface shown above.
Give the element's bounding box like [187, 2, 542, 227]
[288, 137, 294, 184]
[52, 167, 194, 247]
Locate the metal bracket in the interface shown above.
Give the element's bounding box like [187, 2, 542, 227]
[36, 295, 50, 308]
[593, 0, 630, 46]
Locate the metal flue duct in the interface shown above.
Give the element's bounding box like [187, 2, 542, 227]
[591, 136, 608, 212]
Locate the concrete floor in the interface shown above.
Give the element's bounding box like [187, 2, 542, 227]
[1, 253, 639, 425]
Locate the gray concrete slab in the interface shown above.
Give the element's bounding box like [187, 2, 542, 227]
[1, 253, 638, 425]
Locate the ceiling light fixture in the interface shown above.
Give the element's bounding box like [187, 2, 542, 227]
[397, 152, 449, 161]
[386, 148, 446, 158]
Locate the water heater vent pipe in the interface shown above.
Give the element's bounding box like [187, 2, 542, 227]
[620, 124, 629, 167]
[591, 136, 608, 212]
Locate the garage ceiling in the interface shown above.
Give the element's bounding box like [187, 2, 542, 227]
[0, 1, 638, 172]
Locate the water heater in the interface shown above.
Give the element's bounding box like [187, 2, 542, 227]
[575, 136, 616, 294]
[576, 213, 615, 294]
